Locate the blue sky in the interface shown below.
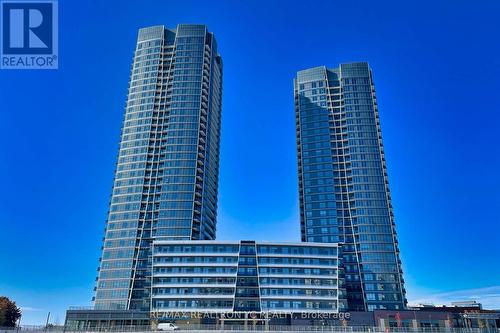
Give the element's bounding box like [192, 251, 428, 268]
[1, 0, 499, 325]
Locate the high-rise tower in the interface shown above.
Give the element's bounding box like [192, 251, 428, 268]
[94, 24, 223, 311]
[294, 63, 406, 311]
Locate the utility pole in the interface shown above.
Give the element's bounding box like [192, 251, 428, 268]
[16, 314, 22, 333]
[44, 312, 51, 333]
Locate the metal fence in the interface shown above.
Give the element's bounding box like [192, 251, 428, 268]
[170, 327, 499, 333]
[0, 326, 65, 333]
[2, 327, 499, 333]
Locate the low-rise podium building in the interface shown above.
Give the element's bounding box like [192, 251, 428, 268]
[151, 240, 347, 319]
[66, 240, 348, 329]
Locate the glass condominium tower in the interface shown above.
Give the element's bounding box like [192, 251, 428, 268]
[94, 24, 223, 311]
[294, 63, 406, 311]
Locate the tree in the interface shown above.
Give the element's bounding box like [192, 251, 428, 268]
[0, 296, 21, 327]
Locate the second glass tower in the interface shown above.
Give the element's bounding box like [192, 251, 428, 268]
[294, 63, 406, 311]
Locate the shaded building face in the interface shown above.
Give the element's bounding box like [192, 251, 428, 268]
[294, 63, 406, 311]
[94, 24, 223, 311]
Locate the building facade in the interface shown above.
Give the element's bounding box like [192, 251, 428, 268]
[94, 24, 223, 311]
[65, 303, 500, 330]
[294, 63, 406, 311]
[151, 240, 347, 318]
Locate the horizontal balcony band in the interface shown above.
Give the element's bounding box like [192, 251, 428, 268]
[258, 285, 338, 290]
[153, 252, 239, 257]
[153, 263, 239, 267]
[256, 254, 339, 259]
[151, 308, 233, 313]
[152, 294, 235, 299]
[259, 295, 338, 300]
[256, 264, 338, 269]
[153, 273, 238, 278]
[257, 274, 338, 279]
[153, 283, 237, 288]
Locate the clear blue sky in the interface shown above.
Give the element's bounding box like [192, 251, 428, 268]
[1, 0, 499, 325]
